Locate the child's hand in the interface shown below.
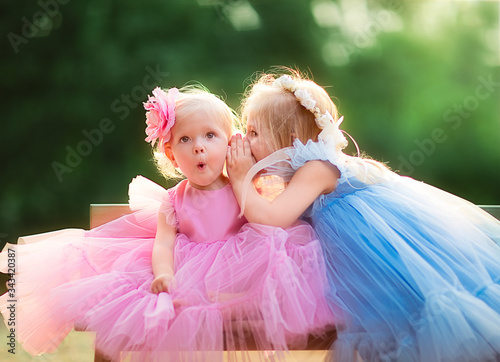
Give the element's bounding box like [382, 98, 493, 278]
[227, 134, 255, 184]
[151, 273, 176, 294]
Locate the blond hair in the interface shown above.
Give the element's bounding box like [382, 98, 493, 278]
[241, 68, 390, 183]
[241, 69, 339, 153]
[152, 85, 240, 180]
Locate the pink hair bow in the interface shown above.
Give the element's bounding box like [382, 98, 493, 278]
[144, 87, 179, 147]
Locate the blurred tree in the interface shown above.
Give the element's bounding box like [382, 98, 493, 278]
[0, 0, 498, 248]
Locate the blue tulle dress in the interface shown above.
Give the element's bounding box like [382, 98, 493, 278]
[281, 139, 500, 362]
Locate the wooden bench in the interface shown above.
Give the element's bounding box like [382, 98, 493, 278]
[90, 204, 132, 229]
[90, 204, 500, 229]
[88, 204, 500, 361]
[478, 205, 500, 220]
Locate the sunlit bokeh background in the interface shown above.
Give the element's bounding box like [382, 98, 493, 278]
[1, 0, 499, 265]
[0, 0, 499, 360]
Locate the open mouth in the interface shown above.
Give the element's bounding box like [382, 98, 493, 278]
[197, 162, 206, 171]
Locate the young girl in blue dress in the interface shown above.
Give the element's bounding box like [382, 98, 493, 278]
[227, 69, 500, 362]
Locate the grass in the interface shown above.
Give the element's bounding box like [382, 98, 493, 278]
[0, 319, 95, 362]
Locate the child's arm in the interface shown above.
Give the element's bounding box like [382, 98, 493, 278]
[227, 136, 339, 229]
[151, 211, 177, 294]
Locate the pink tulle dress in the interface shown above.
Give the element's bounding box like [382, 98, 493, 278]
[0, 176, 335, 361]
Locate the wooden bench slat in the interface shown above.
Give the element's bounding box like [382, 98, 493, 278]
[478, 205, 500, 220]
[90, 205, 500, 229]
[90, 204, 131, 229]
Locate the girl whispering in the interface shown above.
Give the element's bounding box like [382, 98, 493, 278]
[227, 69, 500, 362]
[0, 84, 335, 362]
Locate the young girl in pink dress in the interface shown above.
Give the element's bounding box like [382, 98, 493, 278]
[0, 85, 335, 361]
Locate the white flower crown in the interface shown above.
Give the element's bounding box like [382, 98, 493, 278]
[273, 75, 348, 151]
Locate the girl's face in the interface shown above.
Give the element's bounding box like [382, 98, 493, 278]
[165, 111, 229, 190]
[245, 116, 273, 162]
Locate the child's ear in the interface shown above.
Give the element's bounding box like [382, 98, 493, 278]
[164, 144, 178, 168]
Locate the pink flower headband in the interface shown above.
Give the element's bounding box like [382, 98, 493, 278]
[144, 87, 180, 147]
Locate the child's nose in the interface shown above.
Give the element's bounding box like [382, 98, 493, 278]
[193, 140, 206, 154]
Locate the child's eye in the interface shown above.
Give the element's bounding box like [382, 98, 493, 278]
[206, 132, 216, 139]
[180, 136, 190, 143]
[249, 130, 258, 137]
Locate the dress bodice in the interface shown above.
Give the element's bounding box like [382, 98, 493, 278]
[167, 180, 247, 243]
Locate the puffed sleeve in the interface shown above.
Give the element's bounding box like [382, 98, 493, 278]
[159, 187, 178, 228]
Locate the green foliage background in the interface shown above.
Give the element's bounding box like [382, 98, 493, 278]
[1, 0, 499, 246]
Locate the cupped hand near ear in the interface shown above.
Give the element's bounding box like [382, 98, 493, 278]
[227, 134, 255, 185]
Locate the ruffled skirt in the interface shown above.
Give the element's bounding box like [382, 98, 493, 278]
[315, 176, 500, 362]
[1, 206, 334, 361]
